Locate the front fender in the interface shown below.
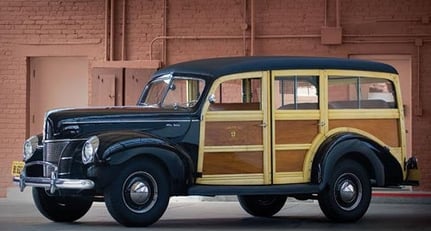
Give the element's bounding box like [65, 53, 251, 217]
[91, 131, 194, 195]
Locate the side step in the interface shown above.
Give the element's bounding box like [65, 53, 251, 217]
[188, 184, 320, 196]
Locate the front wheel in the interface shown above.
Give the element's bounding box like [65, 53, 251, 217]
[238, 195, 287, 217]
[104, 160, 170, 227]
[32, 187, 93, 222]
[318, 159, 371, 222]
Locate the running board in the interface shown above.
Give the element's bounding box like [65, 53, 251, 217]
[187, 184, 320, 196]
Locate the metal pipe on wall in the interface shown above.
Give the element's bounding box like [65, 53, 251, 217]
[163, 0, 168, 64]
[149, 35, 244, 60]
[323, 0, 341, 28]
[336, 0, 341, 28]
[148, 34, 322, 60]
[250, 0, 255, 56]
[416, 44, 423, 116]
[110, 0, 115, 61]
[105, 0, 109, 61]
[324, 0, 328, 27]
[121, 0, 126, 61]
[243, 0, 247, 56]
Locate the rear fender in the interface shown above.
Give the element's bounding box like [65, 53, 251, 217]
[312, 133, 389, 190]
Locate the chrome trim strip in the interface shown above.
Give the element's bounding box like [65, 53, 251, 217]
[58, 172, 71, 176]
[43, 138, 87, 143]
[61, 119, 196, 125]
[60, 157, 73, 160]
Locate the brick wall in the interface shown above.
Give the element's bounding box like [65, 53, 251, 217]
[415, 44, 431, 187]
[0, 50, 26, 196]
[0, 0, 430, 196]
[0, 0, 106, 197]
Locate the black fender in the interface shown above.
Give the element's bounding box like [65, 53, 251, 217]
[311, 132, 403, 191]
[88, 131, 194, 195]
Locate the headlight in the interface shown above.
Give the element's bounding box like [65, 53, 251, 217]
[82, 136, 99, 164]
[23, 136, 39, 161]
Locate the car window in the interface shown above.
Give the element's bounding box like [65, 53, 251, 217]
[140, 75, 205, 109]
[209, 77, 261, 111]
[274, 76, 319, 110]
[328, 76, 396, 109]
[163, 77, 205, 109]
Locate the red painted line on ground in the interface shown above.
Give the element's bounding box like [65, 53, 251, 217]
[372, 192, 431, 198]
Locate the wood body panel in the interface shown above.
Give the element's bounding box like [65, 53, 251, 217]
[205, 121, 263, 146]
[329, 119, 400, 147]
[203, 151, 263, 174]
[275, 120, 319, 144]
[275, 150, 306, 172]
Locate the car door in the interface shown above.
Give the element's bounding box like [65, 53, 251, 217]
[271, 70, 324, 184]
[196, 71, 271, 185]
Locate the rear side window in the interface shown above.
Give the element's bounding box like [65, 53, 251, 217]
[274, 76, 319, 110]
[328, 76, 396, 109]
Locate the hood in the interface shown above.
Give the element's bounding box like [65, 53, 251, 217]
[44, 106, 195, 140]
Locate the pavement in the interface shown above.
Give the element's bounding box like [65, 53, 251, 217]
[2, 186, 431, 230]
[371, 188, 431, 204]
[5, 185, 431, 204]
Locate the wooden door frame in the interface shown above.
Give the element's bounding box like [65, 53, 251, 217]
[271, 70, 323, 184]
[196, 71, 271, 185]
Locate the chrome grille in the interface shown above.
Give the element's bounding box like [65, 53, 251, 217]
[43, 141, 70, 177]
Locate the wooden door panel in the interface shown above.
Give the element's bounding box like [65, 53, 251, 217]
[271, 71, 322, 184]
[198, 72, 269, 185]
[91, 68, 123, 106]
[125, 68, 154, 105]
[275, 120, 319, 144]
[203, 151, 263, 174]
[91, 74, 116, 106]
[205, 121, 263, 146]
[275, 150, 306, 172]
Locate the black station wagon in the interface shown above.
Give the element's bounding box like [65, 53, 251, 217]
[14, 56, 419, 226]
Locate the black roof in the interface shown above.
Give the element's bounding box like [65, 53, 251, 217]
[152, 56, 398, 79]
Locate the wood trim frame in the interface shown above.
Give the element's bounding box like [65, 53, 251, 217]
[197, 71, 271, 185]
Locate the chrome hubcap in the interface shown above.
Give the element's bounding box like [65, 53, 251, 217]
[122, 171, 158, 213]
[130, 181, 150, 205]
[335, 173, 362, 211]
[339, 180, 356, 203]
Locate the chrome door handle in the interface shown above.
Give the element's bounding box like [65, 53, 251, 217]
[258, 123, 267, 128]
[317, 121, 326, 126]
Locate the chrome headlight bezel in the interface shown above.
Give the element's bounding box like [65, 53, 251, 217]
[23, 135, 39, 161]
[82, 136, 99, 164]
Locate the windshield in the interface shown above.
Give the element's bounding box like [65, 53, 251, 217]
[139, 75, 206, 110]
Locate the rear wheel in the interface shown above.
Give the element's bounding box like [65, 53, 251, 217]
[32, 187, 93, 222]
[104, 160, 170, 227]
[238, 195, 287, 217]
[318, 159, 371, 222]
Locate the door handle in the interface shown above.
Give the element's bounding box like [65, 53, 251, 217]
[317, 121, 326, 126]
[258, 123, 267, 128]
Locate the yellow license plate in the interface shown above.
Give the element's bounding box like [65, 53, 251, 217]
[11, 161, 24, 177]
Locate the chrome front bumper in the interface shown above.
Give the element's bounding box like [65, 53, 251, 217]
[13, 161, 95, 194]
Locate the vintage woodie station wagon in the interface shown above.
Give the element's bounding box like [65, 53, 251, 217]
[13, 56, 419, 227]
